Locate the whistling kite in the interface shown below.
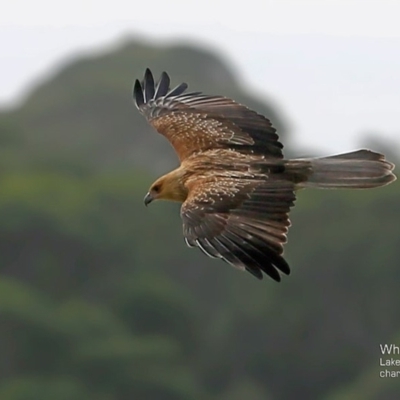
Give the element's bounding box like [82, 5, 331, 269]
[133, 69, 396, 282]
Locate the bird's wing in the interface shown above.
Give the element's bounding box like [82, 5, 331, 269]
[133, 69, 283, 162]
[181, 177, 296, 281]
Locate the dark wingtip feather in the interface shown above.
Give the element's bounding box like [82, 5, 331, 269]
[246, 267, 264, 280]
[166, 82, 188, 98]
[133, 79, 144, 108]
[143, 68, 155, 102]
[246, 248, 290, 282]
[269, 253, 290, 276]
[154, 71, 170, 98]
[134, 69, 189, 107]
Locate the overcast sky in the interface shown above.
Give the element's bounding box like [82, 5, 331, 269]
[1, 0, 400, 154]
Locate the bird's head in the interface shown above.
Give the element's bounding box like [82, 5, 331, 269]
[144, 170, 188, 206]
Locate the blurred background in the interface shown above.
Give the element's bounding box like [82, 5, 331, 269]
[1, 1, 400, 399]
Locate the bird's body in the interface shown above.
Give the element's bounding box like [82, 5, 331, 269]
[134, 69, 396, 282]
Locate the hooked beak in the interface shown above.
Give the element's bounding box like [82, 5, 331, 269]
[143, 192, 154, 207]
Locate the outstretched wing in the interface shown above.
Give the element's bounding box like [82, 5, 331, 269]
[181, 177, 295, 281]
[133, 69, 284, 162]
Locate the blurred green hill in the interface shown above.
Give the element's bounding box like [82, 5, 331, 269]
[0, 39, 399, 400]
[1, 40, 286, 176]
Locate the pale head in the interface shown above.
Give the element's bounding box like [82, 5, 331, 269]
[144, 169, 188, 206]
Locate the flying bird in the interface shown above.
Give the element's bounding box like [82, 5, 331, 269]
[133, 68, 396, 282]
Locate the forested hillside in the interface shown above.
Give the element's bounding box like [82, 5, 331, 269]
[0, 39, 399, 400]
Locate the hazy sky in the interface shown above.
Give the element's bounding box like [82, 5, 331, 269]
[2, 0, 400, 154]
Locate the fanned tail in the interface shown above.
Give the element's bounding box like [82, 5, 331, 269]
[292, 150, 396, 189]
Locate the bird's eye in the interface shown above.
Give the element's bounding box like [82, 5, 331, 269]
[153, 185, 161, 193]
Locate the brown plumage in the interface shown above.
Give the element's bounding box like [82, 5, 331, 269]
[133, 68, 396, 282]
